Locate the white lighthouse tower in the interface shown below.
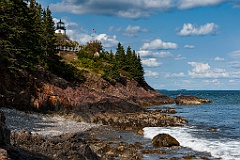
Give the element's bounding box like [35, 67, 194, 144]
[55, 19, 66, 35]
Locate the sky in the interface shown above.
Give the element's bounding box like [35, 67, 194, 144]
[39, 0, 240, 90]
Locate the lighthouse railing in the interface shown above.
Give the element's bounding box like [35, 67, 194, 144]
[55, 46, 80, 52]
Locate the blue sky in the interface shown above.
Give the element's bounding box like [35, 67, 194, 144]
[39, 0, 240, 90]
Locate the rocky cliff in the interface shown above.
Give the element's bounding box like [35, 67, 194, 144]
[0, 65, 176, 122]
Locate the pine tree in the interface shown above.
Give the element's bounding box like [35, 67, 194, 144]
[129, 50, 144, 82]
[0, 0, 15, 66]
[115, 42, 125, 69]
[125, 46, 132, 71]
[0, 0, 38, 69]
[27, 0, 45, 66]
[42, 6, 56, 57]
[135, 53, 144, 82]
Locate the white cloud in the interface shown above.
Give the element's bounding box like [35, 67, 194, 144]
[178, 23, 218, 36]
[178, 0, 225, 9]
[144, 70, 159, 77]
[164, 72, 186, 78]
[72, 33, 118, 48]
[53, 18, 119, 48]
[229, 50, 240, 59]
[188, 62, 210, 73]
[184, 45, 195, 49]
[138, 50, 152, 57]
[138, 50, 173, 58]
[231, 71, 240, 78]
[203, 79, 220, 84]
[123, 25, 148, 37]
[229, 80, 236, 83]
[50, 0, 173, 19]
[141, 39, 178, 50]
[49, 0, 236, 19]
[182, 80, 191, 84]
[154, 51, 173, 57]
[188, 62, 229, 78]
[95, 34, 118, 48]
[214, 57, 225, 61]
[141, 58, 162, 67]
[229, 51, 240, 69]
[175, 54, 186, 60]
[230, 61, 240, 69]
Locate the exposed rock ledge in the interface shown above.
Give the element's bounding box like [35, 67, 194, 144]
[175, 94, 212, 105]
[0, 107, 188, 160]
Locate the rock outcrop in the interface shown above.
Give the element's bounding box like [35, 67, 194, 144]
[0, 66, 184, 129]
[10, 131, 100, 160]
[0, 66, 174, 113]
[90, 110, 187, 129]
[175, 94, 211, 105]
[152, 133, 180, 147]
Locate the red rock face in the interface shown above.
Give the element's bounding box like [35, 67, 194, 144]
[0, 67, 174, 112]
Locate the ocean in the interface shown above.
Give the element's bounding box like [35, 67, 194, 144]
[144, 90, 240, 160]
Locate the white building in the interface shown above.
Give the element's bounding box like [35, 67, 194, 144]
[55, 19, 66, 35]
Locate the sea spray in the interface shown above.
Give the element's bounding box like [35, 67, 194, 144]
[143, 126, 240, 160]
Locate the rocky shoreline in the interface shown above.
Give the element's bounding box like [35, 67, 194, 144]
[0, 66, 213, 159]
[0, 108, 216, 160]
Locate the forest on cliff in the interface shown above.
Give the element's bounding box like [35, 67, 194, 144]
[0, 0, 144, 84]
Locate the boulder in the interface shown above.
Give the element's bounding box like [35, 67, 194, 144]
[175, 95, 211, 105]
[152, 133, 180, 147]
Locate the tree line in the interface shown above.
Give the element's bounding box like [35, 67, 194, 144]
[74, 41, 144, 83]
[0, 0, 144, 83]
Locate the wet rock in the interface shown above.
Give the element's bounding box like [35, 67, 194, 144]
[0, 111, 10, 146]
[164, 107, 176, 114]
[152, 133, 180, 147]
[90, 110, 187, 130]
[87, 139, 143, 160]
[10, 131, 100, 160]
[0, 148, 9, 160]
[175, 95, 211, 105]
[209, 127, 219, 132]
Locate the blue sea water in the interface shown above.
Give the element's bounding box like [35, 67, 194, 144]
[144, 90, 240, 160]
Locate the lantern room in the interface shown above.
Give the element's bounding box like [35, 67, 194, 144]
[55, 19, 66, 35]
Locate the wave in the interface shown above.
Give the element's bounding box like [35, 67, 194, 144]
[143, 126, 240, 160]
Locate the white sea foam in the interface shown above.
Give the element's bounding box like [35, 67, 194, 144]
[143, 127, 240, 160]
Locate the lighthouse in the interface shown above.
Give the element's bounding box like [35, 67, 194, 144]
[55, 19, 66, 35]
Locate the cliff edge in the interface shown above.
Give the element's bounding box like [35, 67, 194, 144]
[0, 65, 175, 123]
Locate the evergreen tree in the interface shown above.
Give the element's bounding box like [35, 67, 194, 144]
[129, 50, 144, 82]
[115, 42, 125, 69]
[125, 46, 132, 71]
[135, 53, 144, 82]
[0, 0, 15, 66]
[42, 7, 56, 57]
[27, 0, 45, 66]
[0, 0, 40, 69]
